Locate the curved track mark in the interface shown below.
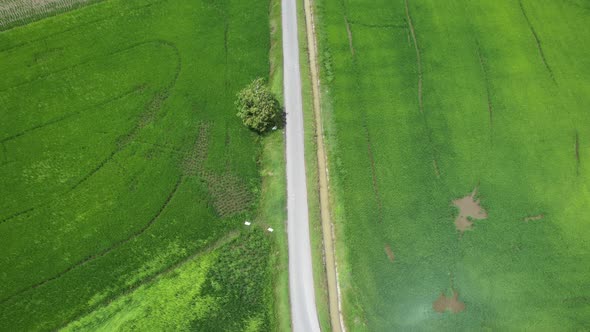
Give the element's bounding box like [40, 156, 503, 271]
[0, 40, 181, 225]
[0, 175, 183, 305]
[364, 125, 383, 223]
[476, 41, 494, 141]
[1, 39, 179, 94]
[404, 0, 423, 114]
[1, 87, 140, 143]
[403, 0, 440, 178]
[518, 0, 556, 83]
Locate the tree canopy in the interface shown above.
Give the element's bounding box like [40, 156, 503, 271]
[235, 78, 281, 133]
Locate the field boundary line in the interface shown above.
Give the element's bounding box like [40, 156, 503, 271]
[302, 0, 345, 331]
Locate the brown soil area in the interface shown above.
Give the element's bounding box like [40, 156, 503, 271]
[524, 214, 544, 222]
[384, 245, 395, 262]
[433, 290, 465, 313]
[452, 188, 488, 233]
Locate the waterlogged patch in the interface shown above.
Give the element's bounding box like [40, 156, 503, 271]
[433, 290, 465, 314]
[452, 188, 487, 233]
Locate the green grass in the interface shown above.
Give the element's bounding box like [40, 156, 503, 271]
[314, 0, 590, 330]
[0, 0, 285, 330]
[62, 230, 273, 331]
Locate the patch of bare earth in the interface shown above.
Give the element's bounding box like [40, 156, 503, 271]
[433, 290, 465, 313]
[523, 214, 544, 222]
[452, 188, 487, 233]
[384, 245, 395, 262]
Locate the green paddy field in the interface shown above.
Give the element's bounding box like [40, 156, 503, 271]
[0, 0, 288, 330]
[314, 0, 590, 330]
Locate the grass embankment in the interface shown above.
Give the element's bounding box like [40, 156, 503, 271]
[314, 0, 590, 330]
[0, 0, 287, 330]
[295, 0, 332, 331]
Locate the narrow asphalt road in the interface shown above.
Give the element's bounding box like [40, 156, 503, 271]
[282, 0, 321, 331]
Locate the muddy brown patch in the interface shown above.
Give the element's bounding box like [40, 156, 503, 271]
[384, 245, 395, 262]
[523, 214, 544, 222]
[452, 188, 487, 233]
[433, 290, 465, 313]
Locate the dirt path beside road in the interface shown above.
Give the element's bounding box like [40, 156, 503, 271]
[301, 1, 345, 331]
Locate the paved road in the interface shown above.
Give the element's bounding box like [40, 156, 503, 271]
[282, 0, 321, 331]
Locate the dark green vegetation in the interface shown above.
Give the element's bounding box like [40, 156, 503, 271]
[236, 78, 282, 133]
[315, 0, 590, 330]
[0, 0, 285, 330]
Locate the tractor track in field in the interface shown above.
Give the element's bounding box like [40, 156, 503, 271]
[364, 125, 384, 224]
[0, 175, 183, 306]
[475, 41, 494, 140]
[404, 0, 423, 114]
[343, 16, 354, 57]
[0, 87, 140, 144]
[404, 0, 440, 178]
[518, 0, 556, 83]
[0, 39, 179, 94]
[349, 21, 406, 30]
[0, 39, 181, 226]
[0, 207, 36, 225]
[0, 85, 173, 225]
[575, 131, 580, 175]
[337, 0, 355, 57]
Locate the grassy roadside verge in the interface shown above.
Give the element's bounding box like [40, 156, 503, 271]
[306, 0, 360, 329]
[261, 0, 291, 330]
[295, 0, 332, 330]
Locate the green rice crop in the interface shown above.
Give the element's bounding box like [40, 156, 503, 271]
[0, 0, 280, 330]
[314, 0, 590, 330]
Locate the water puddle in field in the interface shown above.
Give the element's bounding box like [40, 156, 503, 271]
[433, 290, 465, 313]
[384, 245, 395, 262]
[452, 188, 487, 233]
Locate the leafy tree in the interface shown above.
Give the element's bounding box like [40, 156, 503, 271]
[236, 78, 281, 133]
